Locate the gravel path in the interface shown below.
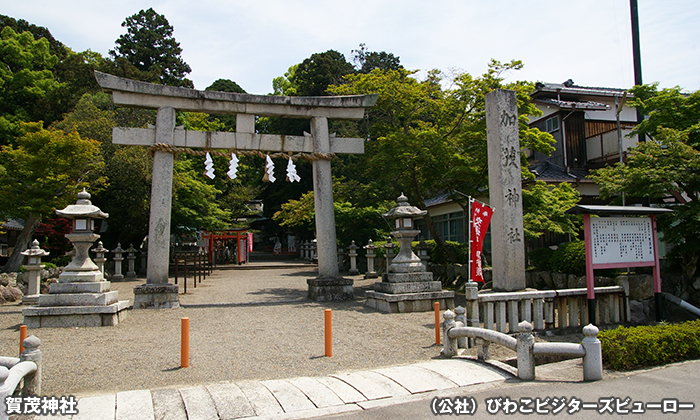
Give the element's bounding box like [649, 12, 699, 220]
[0, 261, 449, 398]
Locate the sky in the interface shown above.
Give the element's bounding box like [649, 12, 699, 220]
[2, 0, 699, 95]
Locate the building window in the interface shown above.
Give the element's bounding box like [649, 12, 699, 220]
[432, 212, 465, 243]
[545, 115, 560, 133]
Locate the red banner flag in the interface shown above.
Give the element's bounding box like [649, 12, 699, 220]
[470, 201, 494, 282]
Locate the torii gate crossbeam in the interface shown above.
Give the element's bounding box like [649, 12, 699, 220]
[95, 72, 377, 308]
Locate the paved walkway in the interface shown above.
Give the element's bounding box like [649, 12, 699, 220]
[73, 358, 511, 420]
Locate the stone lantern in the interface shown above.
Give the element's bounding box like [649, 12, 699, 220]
[125, 244, 137, 279]
[381, 194, 425, 273]
[92, 241, 108, 276]
[415, 238, 431, 270]
[21, 239, 50, 304]
[55, 188, 108, 283]
[22, 189, 129, 328]
[365, 194, 454, 313]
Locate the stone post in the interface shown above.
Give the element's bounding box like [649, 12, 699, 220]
[465, 281, 480, 347]
[454, 306, 467, 349]
[92, 241, 108, 276]
[516, 321, 535, 381]
[18, 335, 41, 395]
[581, 324, 603, 381]
[20, 240, 49, 305]
[442, 309, 457, 357]
[111, 243, 124, 281]
[125, 244, 137, 279]
[311, 239, 317, 262]
[486, 89, 526, 291]
[348, 241, 359, 275]
[310, 116, 339, 279]
[364, 240, 377, 279]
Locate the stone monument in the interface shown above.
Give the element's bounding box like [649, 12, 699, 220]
[22, 189, 129, 328]
[365, 194, 454, 312]
[486, 89, 526, 291]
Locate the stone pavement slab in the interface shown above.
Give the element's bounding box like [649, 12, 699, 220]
[205, 382, 255, 419]
[236, 380, 284, 417]
[72, 394, 115, 420]
[284, 377, 345, 408]
[64, 359, 513, 420]
[179, 386, 219, 420]
[116, 389, 154, 420]
[315, 376, 367, 404]
[151, 388, 187, 420]
[372, 365, 458, 393]
[413, 358, 510, 386]
[260, 379, 317, 413]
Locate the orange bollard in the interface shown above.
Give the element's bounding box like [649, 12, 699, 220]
[181, 317, 190, 368]
[19, 325, 27, 355]
[324, 309, 332, 357]
[434, 302, 441, 345]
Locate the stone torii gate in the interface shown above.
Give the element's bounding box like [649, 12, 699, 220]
[95, 71, 377, 308]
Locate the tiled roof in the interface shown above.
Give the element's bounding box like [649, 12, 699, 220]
[1, 219, 24, 230]
[423, 192, 453, 208]
[533, 80, 629, 98]
[529, 161, 589, 182]
[533, 97, 608, 110]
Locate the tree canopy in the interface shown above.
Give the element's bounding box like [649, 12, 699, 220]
[109, 8, 193, 87]
[0, 123, 103, 271]
[590, 84, 700, 279]
[327, 60, 556, 258]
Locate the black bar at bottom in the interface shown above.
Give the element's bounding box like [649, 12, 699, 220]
[588, 298, 596, 325]
[655, 292, 663, 322]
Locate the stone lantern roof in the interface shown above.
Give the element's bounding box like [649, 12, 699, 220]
[21, 239, 49, 258]
[55, 189, 108, 219]
[382, 193, 427, 219]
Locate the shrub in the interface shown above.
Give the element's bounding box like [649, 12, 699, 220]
[599, 320, 700, 370]
[550, 241, 585, 275]
[528, 247, 555, 271]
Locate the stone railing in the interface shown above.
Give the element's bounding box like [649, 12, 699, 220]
[0, 336, 41, 420]
[461, 281, 629, 333]
[443, 311, 602, 381]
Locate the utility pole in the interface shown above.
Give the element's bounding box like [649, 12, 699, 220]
[630, 0, 644, 143]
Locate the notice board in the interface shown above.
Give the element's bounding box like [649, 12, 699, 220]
[589, 216, 654, 265]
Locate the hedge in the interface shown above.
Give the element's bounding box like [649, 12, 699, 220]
[598, 320, 700, 370]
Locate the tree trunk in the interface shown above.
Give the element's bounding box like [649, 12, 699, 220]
[682, 251, 699, 283]
[2, 213, 41, 273]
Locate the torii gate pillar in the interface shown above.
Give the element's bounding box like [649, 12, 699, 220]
[311, 116, 338, 278]
[134, 106, 180, 309]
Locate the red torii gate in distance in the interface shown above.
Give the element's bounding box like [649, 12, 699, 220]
[202, 229, 249, 265]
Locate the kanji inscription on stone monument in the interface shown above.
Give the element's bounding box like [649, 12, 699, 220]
[486, 89, 526, 291]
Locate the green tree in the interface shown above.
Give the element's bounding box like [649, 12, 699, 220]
[590, 127, 700, 280]
[0, 123, 104, 272]
[272, 188, 391, 246]
[329, 61, 555, 260]
[171, 158, 231, 231]
[291, 50, 354, 96]
[109, 8, 193, 88]
[522, 181, 581, 239]
[0, 27, 64, 143]
[590, 84, 700, 280]
[352, 43, 403, 74]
